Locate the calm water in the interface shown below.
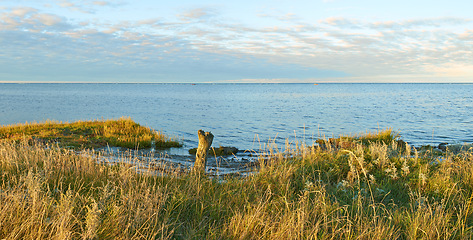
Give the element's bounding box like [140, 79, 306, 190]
[1, 83, 472, 152]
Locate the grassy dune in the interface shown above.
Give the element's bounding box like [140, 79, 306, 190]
[1, 128, 473, 239]
[0, 118, 182, 149]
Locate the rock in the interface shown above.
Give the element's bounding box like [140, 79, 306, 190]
[188, 148, 197, 155]
[189, 146, 239, 156]
[418, 145, 434, 151]
[213, 146, 238, 156]
[445, 143, 473, 154]
[396, 139, 407, 150]
[438, 143, 448, 151]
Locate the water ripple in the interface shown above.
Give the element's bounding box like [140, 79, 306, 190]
[1, 83, 472, 150]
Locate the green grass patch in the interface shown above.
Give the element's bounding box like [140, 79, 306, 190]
[316, 128, 402, 150]
[0, 117, 182, 150]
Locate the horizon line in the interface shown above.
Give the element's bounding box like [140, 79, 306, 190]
[1, 81, 473, 84]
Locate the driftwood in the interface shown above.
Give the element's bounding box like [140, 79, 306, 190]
[192, 130, 214, 174]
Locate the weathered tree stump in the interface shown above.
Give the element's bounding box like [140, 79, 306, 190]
[192, 130, 214, 174]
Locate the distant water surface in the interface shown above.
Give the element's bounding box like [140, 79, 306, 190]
[1, 83, 472, 152]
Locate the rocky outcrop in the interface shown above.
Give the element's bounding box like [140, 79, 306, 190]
[189, 146, 238, 156]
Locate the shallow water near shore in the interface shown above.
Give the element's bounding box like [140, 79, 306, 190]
[83, 146, 260, 177]
[1, 83, 472, 154]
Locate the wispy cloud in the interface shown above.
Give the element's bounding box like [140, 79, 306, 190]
[1, 3, 472, 82]
[371, 17, 472, 29]
[92, 1, 108, 6]
[54, 0, 120, 14]
[321, 17, 362, 28]
[0, 7, 70, 31]
[177, 7, 217, 22]
[56, 0, 92, 13]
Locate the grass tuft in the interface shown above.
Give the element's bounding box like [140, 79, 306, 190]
[0, 117, 182, 150]
[0, 129, 472, 239]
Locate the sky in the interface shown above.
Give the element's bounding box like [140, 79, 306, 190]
[0, 0, 472, 83]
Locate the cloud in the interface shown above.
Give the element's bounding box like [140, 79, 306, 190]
[55, 0, 120, 14]
[177, 8, 217, 22]
[458, 30, 473, 40]
[32, 13, 62, 26]
[137, 18, 161, 26]
[424, 63, 473, 77]
[0, 7, 71, 31]
[321, 17, 362, 29]
[258, 12, 301, 22]
[56, 0, 90, 13]
[372, 17, 472, 29]
[10, 7, 37, 17]
[0, 7, 36, 29]
[1, 5, 472, 83]
[93, 1, 108, 6]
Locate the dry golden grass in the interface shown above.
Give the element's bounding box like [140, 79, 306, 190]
[1, 129, 472, 239]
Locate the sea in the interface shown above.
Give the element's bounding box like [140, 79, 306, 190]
[1, 83, 472, 154]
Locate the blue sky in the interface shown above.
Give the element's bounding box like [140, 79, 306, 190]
[1, 0, 472, 83]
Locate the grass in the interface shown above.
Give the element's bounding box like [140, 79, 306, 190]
[0, 117, 182, 150]
[1, 128, 472, 239]
[315, 127, 401, 149]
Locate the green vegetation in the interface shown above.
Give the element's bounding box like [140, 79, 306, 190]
[0, 117, 182, 149]
[316, 127, 401, 149]
[1, 129, 473, 239]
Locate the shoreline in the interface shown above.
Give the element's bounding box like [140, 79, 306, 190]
[2, 118, 472, 177]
